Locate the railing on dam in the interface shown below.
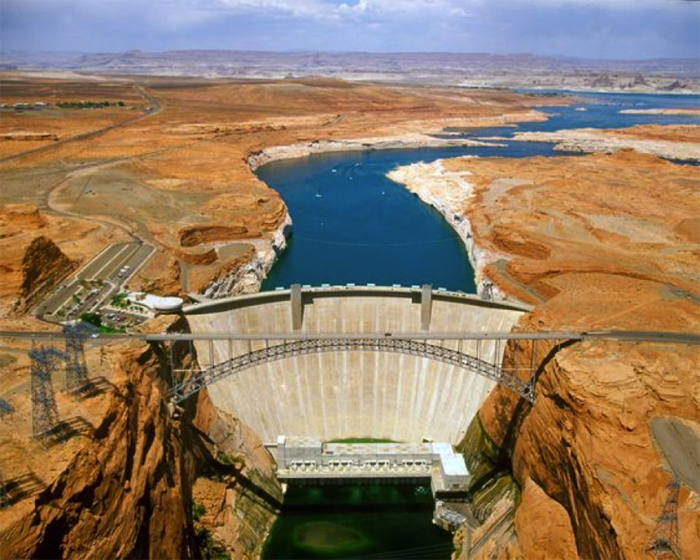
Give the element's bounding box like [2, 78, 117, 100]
[167, 335, 566, 404]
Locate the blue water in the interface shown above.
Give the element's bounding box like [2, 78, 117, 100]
[257, 91, 699, 292]
[257, 143, 558, 293]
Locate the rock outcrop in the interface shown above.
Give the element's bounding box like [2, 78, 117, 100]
[512, 125, 700, 162]
[201, 213, 292, 298]
[190, 391, 282, 560]
[179, 224, 254, 247]
[466, 336, 700, 560]
[14, 235, 76, 315]
[0, 318, 280, 560]
[391, 149, 700, 560]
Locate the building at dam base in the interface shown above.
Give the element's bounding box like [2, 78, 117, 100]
[275, 436, 471, 496]
[184, 286, 529, 444]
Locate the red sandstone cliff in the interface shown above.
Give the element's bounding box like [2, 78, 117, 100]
[459, 335, 699, 560]
[14, 235, 76, 315]
[0, 318, 280, 560]
[435, 151, 700, 560]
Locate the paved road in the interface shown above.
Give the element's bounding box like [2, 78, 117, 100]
[650, 417, 700, 494]
[78, 243, 131, 281]
[1, 329, 698, 345]
[585, 330, 700, 346]
[0, 85, 161, 164]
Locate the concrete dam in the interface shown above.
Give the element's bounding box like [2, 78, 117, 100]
[184, 286, 530, 444]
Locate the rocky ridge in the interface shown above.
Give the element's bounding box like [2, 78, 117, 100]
[511, 126, 700, 162]
[0, 317, 281, 560]
[201, 212, 292, 298]
[15, 235, 76, 315]
[389, 149, 700, 559]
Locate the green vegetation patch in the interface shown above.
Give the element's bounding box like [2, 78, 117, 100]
[458, 414, 501, 482]
[195, 526, 231, 560]
[192, 502, 206, 522]
[110, 292, 129, 308]
[56, 100, 126, 109]
[79, 313, 102, 328]
[99, 324, 126, 334]
[216, 450, 244, 468]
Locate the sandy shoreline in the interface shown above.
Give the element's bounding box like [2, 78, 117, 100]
[510, 128, 700, 161]
[619, 108, 700, 116]
[387, 159, 509, 301]
[247, 111, 550, 170]
[234, 112, 550, 295]
[247, 134, 504, 171]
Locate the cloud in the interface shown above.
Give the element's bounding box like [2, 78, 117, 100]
[1, 0, 697, 57]
[5, 0, 696, 25]
[199, 0, 477, 21]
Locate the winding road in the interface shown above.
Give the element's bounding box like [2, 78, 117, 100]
[0, 85, 161, 164]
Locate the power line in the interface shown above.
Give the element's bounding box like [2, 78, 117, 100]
[63, 322, 98, 394]
[29, 342, 63, 439]
[647, 477, 682, 560]
[291, 234, 460, 248]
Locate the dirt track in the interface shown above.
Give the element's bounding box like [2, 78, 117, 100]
[650, 416, 700, 493]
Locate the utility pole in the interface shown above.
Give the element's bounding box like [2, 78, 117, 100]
[647, 477, 682, 560]
[29, 342, 63, 438]
[63, 322, 97, 394]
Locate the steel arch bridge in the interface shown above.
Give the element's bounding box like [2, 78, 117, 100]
[168, 337, 539, 404]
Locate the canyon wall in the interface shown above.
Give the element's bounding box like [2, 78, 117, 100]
[390, 150, 700, 559]
[201, 213, 293, 298]
[458, 335, 699, 560]
[0, 318, 281, 560]
[14, 235, 76, 315]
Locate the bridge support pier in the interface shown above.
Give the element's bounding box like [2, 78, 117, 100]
[421, 284, 432, 331]
[291, 284, 303, 331]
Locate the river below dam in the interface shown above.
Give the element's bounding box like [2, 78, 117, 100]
[256, 91, 699, 559]
[262, 484, 451, 560]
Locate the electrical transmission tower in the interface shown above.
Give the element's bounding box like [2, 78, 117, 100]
[647, 477, 682, 560]
[63, 322, 97, 394]
[29, 342, 63, 438]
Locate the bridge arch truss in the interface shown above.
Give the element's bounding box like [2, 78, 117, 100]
[168, 337, 540, 404]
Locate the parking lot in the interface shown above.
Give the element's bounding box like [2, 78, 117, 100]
[38, 242, 155, 323]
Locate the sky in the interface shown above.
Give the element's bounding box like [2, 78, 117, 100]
[0, 0, 699, 59]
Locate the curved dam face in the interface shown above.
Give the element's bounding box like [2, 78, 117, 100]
[185, 287, 528, 444]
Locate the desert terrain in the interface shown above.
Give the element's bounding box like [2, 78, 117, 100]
[389, 148, 700, 559]
[0, 74, 560, 324]
[3, 50, 699, 93]
[1, 72, 699, 560]
[0, 74, 566, 558]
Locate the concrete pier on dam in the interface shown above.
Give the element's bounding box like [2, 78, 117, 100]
[184, 286, 531, 444]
